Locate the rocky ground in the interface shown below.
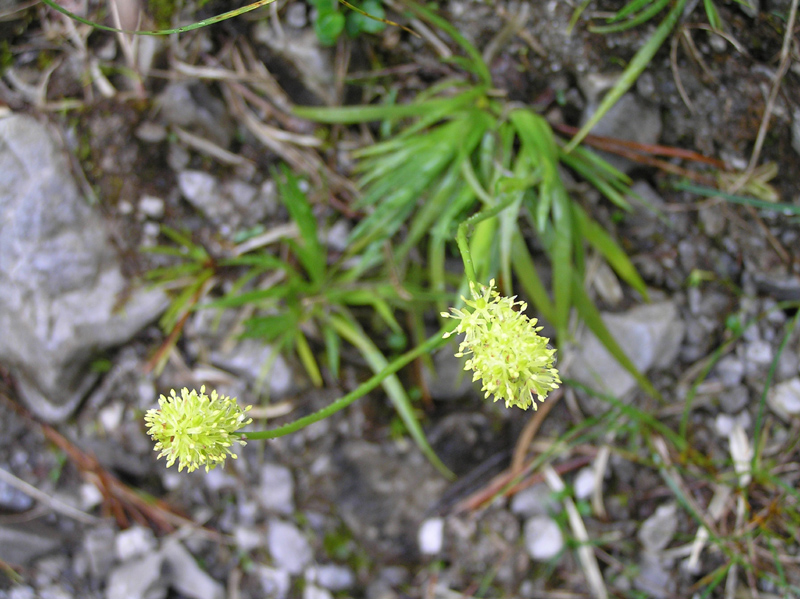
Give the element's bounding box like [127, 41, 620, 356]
[1, 0, 800, 598]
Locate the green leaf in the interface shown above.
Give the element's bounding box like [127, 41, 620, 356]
[345, 0, 387, 35]
[242, 313, 297, 341]
[294, 86, 486, 124]
[591, 0, 671, 33]
[703, 0, 722, 30]
[323, 325, 341, 379]
[572, 204, 649, 299]
[276, 165, 326, 284]
[314, 10, 345, 45]
[510, 232, 555, 325]
[295, 330, 324, 387]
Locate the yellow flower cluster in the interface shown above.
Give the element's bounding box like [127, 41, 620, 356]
[145, 386, 252, 472]
[442, 280, 560, 410]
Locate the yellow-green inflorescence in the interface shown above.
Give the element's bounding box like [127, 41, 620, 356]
[442, 280, 560, 410]
[145, 386, 252, 473]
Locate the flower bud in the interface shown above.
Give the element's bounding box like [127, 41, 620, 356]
[145, 386, 252, 472]
[442, 280, 560, 410]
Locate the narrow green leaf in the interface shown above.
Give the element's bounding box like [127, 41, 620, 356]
[510, 232, 556, 324]
[295, 330, 324, 387]
[242, 314, 297, 341]
[572, 204, 649, 299]
[328, 312, 454, 479]
[703, 0, 722, 30]
[591, 0, 671, 33]
[566, 0, 688, 152]
[276, 165, 325, 284]
[323, 325, 341, 379]
[41, 0, 278, 35]
[403, 1, 492, 85]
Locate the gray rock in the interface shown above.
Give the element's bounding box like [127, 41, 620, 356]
[768, 378, 800, 420]
[637, 503, 677, 553]
[580, 88, 662, 173]
[329, 441, 448, 561]
[252, 25, 336, 105]
[307, 564, 355, 591]
[568, 301, 685, 403]
[743, 338, 773, 379]
[523, 516, 563, 561]
[138, 195, 165, 220]
[303, 586, 333, 599]
[714, 355, 745, 388]
[0, 472, 34, 511]
[156, 82, 233, 148]
[82, 525, 116, 580]
[0, 114, 166, 422]
[234, 526, 264, 552]
[105, 552, 166, 599]
[210, 339, 293, 398]
[114, 526, 157, 562]
[509, 483, 561, 518]
[423, 347, 474, 401]
[267, 519, 313, 575]
[573, 467, 596, 500]
[792, 108, 800, 157]
[719, 385, 749, 414]
[257, 463, 295, 515]
[161, 539, 224, 599]
[255, 565, 291, 599]
[634, 552, 675, 599]
[8, 587, 36, 599]
[178, 172, 273, 234]
[0, 522, 63, 566]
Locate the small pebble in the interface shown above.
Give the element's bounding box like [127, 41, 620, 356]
[523, 516, 563, 561]
[418, 518, 444, 555]
[138, 195, 165, 219]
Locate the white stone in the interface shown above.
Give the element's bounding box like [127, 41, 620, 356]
[523, 516, 563, 561]
[307, 564, 355, 591]
[138, 195, 165, 219]
[161, 539, 224, 599]
[258, 464, 295, 515]
[568, 301, 684, 401]
[303, 585, 333, 599]
[768, 378, 800, 420]
[234, 526, 264, 552]
[114, 526, 157, 562]
[573, 467, 596, 500]
[510, 483, 561, 518]
[256, 565, 291, 599]
[268, 520, 313, 575]
[105, 552, 165, 599]
[418, 518, 444, 555]
[638, 504, 677, 553]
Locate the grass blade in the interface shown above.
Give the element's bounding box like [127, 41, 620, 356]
[328, 312, 454, 479]
[565, 0, 688, 152]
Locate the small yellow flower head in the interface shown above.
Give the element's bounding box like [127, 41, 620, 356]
[144, 386, 252, 473]
[442, 280, 560, 410]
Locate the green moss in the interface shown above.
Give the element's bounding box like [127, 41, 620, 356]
[148, 0, 180, 29]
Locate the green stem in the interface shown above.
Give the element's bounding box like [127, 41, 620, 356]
[456, 194, 520, 286]
[244, 322, 456, 441]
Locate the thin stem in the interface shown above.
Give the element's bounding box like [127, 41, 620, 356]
[243, 323, 456, 440]
[456, 194, 520, 287]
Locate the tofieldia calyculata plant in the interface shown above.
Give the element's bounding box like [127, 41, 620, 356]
[441, 279, 560, 410]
